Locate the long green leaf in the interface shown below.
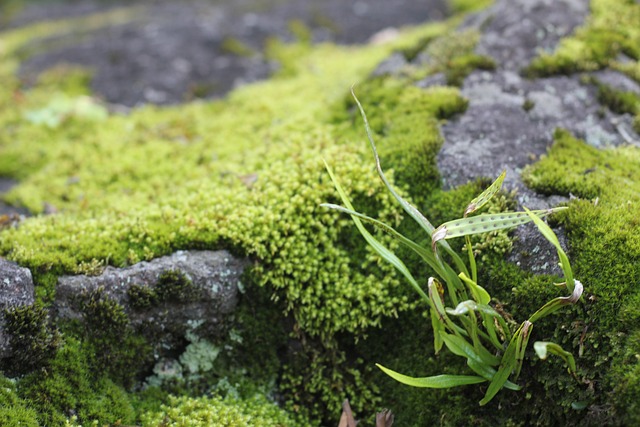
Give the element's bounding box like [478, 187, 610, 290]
[376, 364, 486, 388]
[479, 322, 526, 405]
[321, 203, 443, 275]
[513, 321, 533, 381]
[534, 341, 577, 373]
[442, 332, 500, 367]
[432, 208, 568, 250]
[464, 170, 507, 217]
[324, 161, 429, 303]
[467, 359, 521, 391]
[523, 207, 574, 292]
[431, 308, 444, 353]
[351, 88, 470, 277]
[458, 272, 491, 305]
[446, 300, 500, 317]
[528, 279, 583, 322]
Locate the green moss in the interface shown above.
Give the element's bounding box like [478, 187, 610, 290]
[79, 290, 152, 387]
[2, 303, 61, 376]
[140, 394, 307, 427]
[449, 0, 494, 14]
[18, 337, 136, 426]
[127, 284, 159, 310]
[522, 129, 640, 424]
[0, 7, 494, 424]
[522, 98, 535, 112]
[0, 374, 39, 427]
[155, 269, 202, 303]
[402, 29, 495, 86]
[524, 0, 640, 77]
[584, 76, 640, 115]
[220, 37, 256, 57]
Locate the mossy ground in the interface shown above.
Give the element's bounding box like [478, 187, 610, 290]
[1, 0, 639, 425]
[0, 5, 478, 426]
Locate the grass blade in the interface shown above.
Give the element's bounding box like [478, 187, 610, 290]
[458, 272, 491, 305]
[479, 322, 526, 405]
[321, 203, 443, 275]
[433, 208, 567, 250]
[528, 280, 583, 323]
[351, 88, 435, 235]
[446, 300, 500, 317]
[464, 170, 507, 217]
[523, 207, 574, 292]
[534, 341, 577, 373]
[376, 364, 486, 388]
[350, 88, 470, 277]
[324, 161, 429, 304]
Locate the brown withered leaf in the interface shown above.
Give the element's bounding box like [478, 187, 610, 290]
[376, 409, 394, 427]
[337, 399, 358, 427]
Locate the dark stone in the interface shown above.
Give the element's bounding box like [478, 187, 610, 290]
[0, 258, 35, 359]
[55, 250, 249, 353]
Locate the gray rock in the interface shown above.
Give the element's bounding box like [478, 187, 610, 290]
[0, 258, 35, 359]
[55, 250, 249, 353]
[434, 0, 638, 276]
[468, 0, 589, 71]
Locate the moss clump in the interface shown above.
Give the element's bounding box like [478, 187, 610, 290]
[127, 283, 159, 310]
[140, 394, 306, 427]
[522, 129, 640, 424]
[582, 76, 640, 116]
[79, 290, 152, 387]
[524, 0, 640, 77]
[0, 7, 482, 424]
[220, 37, 256, 57]
[2, 303, 61, 376]
[18, 337, 136, 426]
[0, 374, 39, 427]
[155, 269, 201, 303]
[401, 29, 495, 86]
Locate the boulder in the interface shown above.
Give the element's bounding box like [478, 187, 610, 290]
[55, 250, 249, 354]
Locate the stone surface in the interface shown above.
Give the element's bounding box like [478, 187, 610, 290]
[55, 250, 249, 351]
[16, 0, 448, 107]
[435, 0, 640, 275]
[0, 258, 35, 359]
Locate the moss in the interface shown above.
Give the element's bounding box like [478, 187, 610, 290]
[584, 76, 640, 115]
[402, 29, 495, 86]
[523, 0, 640, 77]
[127, 283, 159, 310]
[140, 394, 307, 427]
[220, 37, 256, 57]
[155, 269, 202, 303]
[287, 19, 313, 45]
[18, 337, 136, 426]
[445, 53, 496, 86]
[79, 290, 152, 387]
[522, 129, 640, 424]
[0, 374, 39, 427]
[522, 98, 535, 112]
[2, 303, 61, 376]
[449, 0, 494, 14]
[0, 7, 501, 424]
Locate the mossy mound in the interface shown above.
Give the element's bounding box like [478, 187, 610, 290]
[0, 6, 478, 426]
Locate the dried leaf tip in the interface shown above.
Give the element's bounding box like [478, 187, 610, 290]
[431, 226, 447, 252]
